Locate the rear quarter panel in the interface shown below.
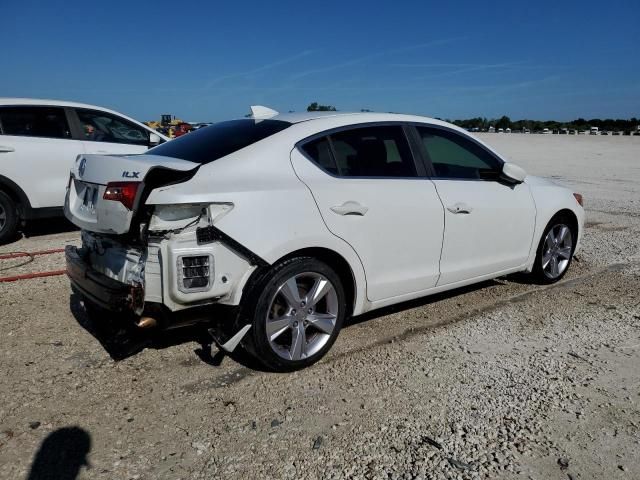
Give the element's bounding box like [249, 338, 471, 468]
[145, 134, 370, 315]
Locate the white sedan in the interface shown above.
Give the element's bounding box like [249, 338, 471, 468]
[64, 107, 584, 371]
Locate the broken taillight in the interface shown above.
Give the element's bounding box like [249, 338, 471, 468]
[103, 182, 140, 210]
[573, 193, 583, 207]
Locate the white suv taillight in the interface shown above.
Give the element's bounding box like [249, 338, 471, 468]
[177, 255, 213, 292]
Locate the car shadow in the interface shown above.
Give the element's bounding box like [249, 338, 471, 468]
[26, 426, 91, 480]
[68, 292, 265, 370]
[22, 217, 78, 239]
[345, 278, 501, 328]
[69, 278, 507, 372]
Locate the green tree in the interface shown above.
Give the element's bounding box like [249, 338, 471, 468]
[495, 116, 512, 130]
[307, 102, 337, 112]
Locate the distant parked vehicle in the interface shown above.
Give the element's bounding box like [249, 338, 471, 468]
[541, 128, 551, 134]
[590, 127, 599, 135]
[0, 98, 169, 243]
[172, 122, 193, 138]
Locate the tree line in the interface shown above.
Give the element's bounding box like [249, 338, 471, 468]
[450, 116, 640, 133]
[305, 104, 639, 132]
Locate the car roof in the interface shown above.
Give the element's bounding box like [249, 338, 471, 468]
[0, 97, 124, 111]
[270, 110, 465, 134]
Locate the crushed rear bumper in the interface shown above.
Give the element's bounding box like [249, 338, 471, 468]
[65, 245, 143, 313]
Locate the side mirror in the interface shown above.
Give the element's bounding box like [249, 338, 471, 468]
[149, 132, 162, 148]
[501, 162, 527, 184]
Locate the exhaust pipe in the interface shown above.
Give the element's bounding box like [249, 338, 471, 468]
[135, 316, 158, 329]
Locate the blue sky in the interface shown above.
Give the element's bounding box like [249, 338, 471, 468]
[2, 0, 638, 122]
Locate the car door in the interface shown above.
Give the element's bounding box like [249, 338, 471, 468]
[413, 126, 536, 286]
[0, 105, 85, 209]
[291, 124, 445, 302]
[73, 108, 152, 156]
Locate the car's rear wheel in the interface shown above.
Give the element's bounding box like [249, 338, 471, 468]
[0, 191, 19, 245]
[530, 214, 575, 284]
[242, 257, 346, 371]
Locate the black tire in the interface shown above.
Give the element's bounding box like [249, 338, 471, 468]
[241, 257, 347, 372]
[529, 213, 576, 284]
[0, 191, 19, 245]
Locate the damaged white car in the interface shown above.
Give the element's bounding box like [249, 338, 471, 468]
[65, 106, 584, 371]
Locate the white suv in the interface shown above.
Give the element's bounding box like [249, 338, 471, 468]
[0, 98, 168, 243]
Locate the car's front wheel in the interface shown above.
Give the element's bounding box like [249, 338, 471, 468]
[242, 257, 347, 371]
[530, 214, 576, 284]
[0, 191, 19, 244]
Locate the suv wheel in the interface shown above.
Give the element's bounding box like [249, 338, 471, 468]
[0, 191, 19, 244]
[242, 257, 347, 372]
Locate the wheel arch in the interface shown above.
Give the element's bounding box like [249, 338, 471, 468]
[0, 174, 31, 218]
[278, 247, 358, 317]
[552, 208, 579, 239]
[526, 206, 582, 272]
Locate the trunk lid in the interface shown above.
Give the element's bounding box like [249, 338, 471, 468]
[64, 153, 199, 235]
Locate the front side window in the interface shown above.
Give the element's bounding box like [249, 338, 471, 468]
[0, 106, 71, 139]
[76, 108, 149, 146]
[321, 126, 416, 177]
[416, 127, 501, 180]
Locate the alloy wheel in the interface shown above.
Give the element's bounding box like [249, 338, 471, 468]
[265, 272, 339, 361]
[542, 224, 573, 279]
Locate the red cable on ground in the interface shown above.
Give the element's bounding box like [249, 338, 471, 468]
[0, 248, 68, 282]
[0, 269, 67, 283]
[0, 248, 65, 260]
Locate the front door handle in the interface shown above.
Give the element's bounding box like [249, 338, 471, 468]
[447, 203, 473, 214]
[0, 146, 15, 153]
[330, 201, 368, 216]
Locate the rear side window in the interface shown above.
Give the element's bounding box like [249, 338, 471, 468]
[0, 106, 71, 139]
[416, 127, 501, 180]
[302, 137, 338, 175]
[150, 119, 291, 164]
[329, 126, 416, 177]
[76, 108, 150, 146]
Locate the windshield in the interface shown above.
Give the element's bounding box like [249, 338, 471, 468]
[149, 119, 291, 164]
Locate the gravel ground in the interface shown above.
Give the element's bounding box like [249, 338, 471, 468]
[0, 134, 638, 480]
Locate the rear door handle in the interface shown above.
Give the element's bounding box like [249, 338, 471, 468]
[447, 203, 473, 214]
[330, 201, 368, 216]
[0, 146, 15, 153]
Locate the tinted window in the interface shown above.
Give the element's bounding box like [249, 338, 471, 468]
[150, 119, 291, 164]
[327, 126, 416, 177]
[76, 108, 149, 146]
[302, 137, 338, 175]
[0, 106, 71, 139]
[417, 127, 501, 180]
